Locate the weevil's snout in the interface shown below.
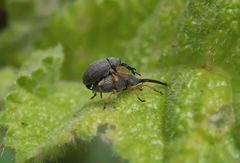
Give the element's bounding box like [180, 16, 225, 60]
[138, 78, 168, 86]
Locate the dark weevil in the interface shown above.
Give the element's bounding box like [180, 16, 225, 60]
[90, 73, 167, 102]
[83, 57, 141, 90]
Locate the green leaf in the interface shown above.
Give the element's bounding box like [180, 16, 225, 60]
[163, 68, 238, 162]
[0, 68, 15, 109]
[0, 0, 64, 67]
[0, 46, 239, 162]
[0, 0, 240, 163]
[0, 45, 90, 162]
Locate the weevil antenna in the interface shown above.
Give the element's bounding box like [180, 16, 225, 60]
[139, 79, 168, 86]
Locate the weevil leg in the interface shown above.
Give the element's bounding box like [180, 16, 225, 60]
[129, 85, 146, 102]
[115, 67, 129, 76]
[129, 83, 163, 94]
[142, 84, 163, 94]
[108, 90, 117, 100]
[128, 83, 143, 90]
[111, 74, 119, 82]
[121, 62, 141, 76]
[103, 90, 117, 110]
[137, 96, 146, 102]
[90, 92, 97, 99]
[133, 89, 146, 102]
[100, 92, 103, 98]
[97, 78, 105, 93]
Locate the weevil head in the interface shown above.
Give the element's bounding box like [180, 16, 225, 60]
[127, 74, 140, 86]
[107, 57, 121, 67]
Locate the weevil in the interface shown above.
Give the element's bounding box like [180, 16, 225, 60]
[83, 57, 140, 89]
[90, 73, 167, 102]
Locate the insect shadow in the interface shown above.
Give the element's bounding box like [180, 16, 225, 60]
[74, 97, 120, 117]
[89, 98, 116, 109]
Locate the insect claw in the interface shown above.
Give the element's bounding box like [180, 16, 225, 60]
[158, 91, 163, 95]
[133, 70, 141, 76]
[103, 105, 106, 109]
[137, 97, 146, 102]
[90, 93, 97, 99]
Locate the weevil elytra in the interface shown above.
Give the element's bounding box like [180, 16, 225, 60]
[83, 57, 140, 90]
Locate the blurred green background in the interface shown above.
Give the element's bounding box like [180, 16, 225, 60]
[0, 0, 239, 79]
[0, 0, 239, 163]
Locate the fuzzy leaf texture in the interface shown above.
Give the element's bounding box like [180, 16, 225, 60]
[0, 0, 239, 163]
[0, 48, 239, 163]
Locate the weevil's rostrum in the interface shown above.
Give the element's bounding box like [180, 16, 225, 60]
[82, 57, 167, 102]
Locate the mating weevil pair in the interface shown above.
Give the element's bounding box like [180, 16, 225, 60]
[83, 57, 167, 103]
